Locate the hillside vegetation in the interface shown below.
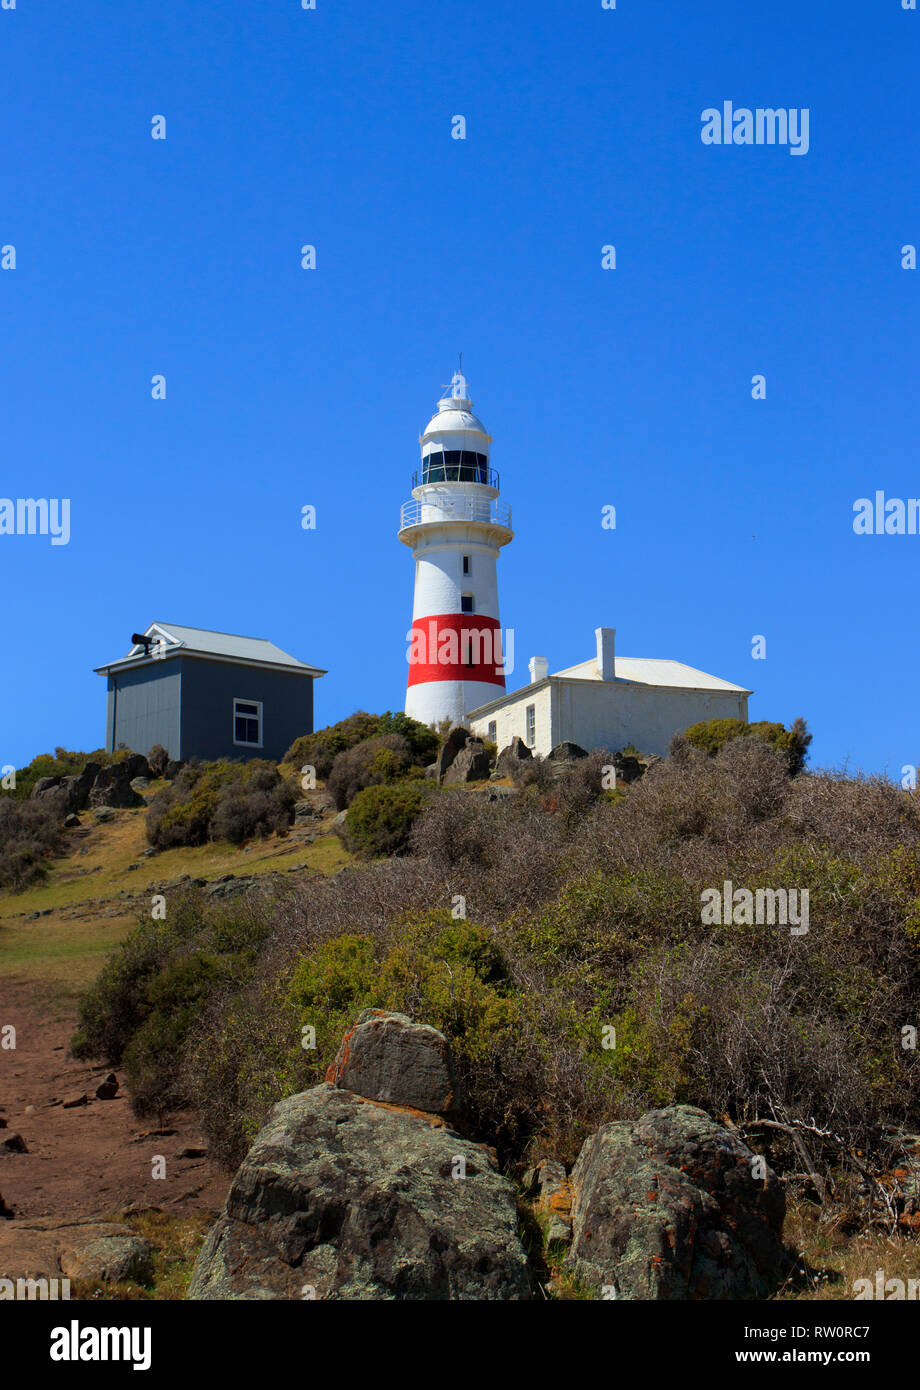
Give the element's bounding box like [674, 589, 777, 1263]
[7, 712, 920, 1296]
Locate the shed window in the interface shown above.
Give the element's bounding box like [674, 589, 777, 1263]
[234, 698, 263, 747]
[525, 704, 535, 747]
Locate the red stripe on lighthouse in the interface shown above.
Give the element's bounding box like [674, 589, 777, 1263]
[406, 614, 507, 688]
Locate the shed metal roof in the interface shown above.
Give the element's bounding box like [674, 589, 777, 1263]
[94, 622, 325, 677]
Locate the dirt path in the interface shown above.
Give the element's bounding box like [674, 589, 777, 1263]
[0, 977, 228, 1222]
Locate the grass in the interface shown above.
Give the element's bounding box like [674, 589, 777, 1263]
[0, 786, 350, 996]
[68, 1208, 214, 1301]
[775, 1198, 920, 1300]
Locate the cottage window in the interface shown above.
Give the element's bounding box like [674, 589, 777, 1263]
[488, 720, 497, 743]
[526, 704, 535, 746]
[233, 698, 263, 747]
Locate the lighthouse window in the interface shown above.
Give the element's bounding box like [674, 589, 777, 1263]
[526, 704, 536, 747]
[461, 593, 474, 614]
[419, 451, 489, 485]
[462, 555, 470, 575]
[233, 698, 263, 748]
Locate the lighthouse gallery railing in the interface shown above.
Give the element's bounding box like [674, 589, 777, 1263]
[399, 496, 512, 530]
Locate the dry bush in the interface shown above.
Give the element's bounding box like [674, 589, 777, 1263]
[0, 790, 67, 889]
[326, 734, 418, 810]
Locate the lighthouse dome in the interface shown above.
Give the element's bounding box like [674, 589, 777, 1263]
[420, 371, 492, 449]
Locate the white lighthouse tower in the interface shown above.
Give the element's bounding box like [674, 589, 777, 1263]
[400, 370, 513, 728]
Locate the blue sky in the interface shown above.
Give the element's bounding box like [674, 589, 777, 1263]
[2, 0, 918, 776]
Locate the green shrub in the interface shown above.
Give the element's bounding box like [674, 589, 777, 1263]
[145, 760, 296, 848]
[327, 734, 425, 810]
[4, 746, 115, 801]
[71, 891, 271, 1117]
[283, 710, 439, 780]
[680, 716, 811, 774]
[0, 794, 68, 889]
[344, 780, 433, 857]
[281, 913, 531, 1151]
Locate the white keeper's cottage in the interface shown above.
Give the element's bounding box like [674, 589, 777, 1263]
[467, 627, 751, 760]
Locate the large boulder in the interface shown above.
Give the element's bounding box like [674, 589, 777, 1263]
[547, 742, 588, 763]
[88, 763, 143, 809]
[442, 738, 490, 784]
[29, 776, 61, 798]
[435, 726, 469, 783]
[59, 762, 101, 812]
[325, 1009, 458, 1115]
[123, 753, 151, 781]
[494, 736, 532, 779]
[566, 1105, 785, 1300]
[188, 1084, 531, 1300]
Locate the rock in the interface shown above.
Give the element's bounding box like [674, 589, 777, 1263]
[89, 763, 143, 810]
[436, 726, 469, 783]
[63, 813, 81, 829]
[612, 751, 643, 784]
[494, 736, 532, 779]
[547, 742, 589, 763]
[0, 1192, 14, 1220]
[91, 806, 116, 824]
[129, 776, 150, 792]
[95, 1074, 119, 1101]
[0, 1132, 27, 1155]
[442, 739, 491, 785]
[61, 1092, 88, 1109]
[164, 759, 185, 780]
[293, 799, 318, 826]
[0, 1217, 150, 1284]
[60, 1231, 151, 1284]
[205, 876, 254, 900]
[59, 763, 101, 813]
[565, 1105, 785, 1300]
[485, 784, 518, 801]
[30, 775, 61, 797]
[177, 1145, 208, 1159]
[188, 1083, 531, 1300]
[331, 809, 348, 828]
[147, 745, 170, 778]
[326, 1010, 458, 1115]
[523, 1157, 573, 1245]
[123, 754, 151, 781]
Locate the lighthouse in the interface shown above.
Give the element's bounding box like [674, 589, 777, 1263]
[400, 370, 513, 728]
